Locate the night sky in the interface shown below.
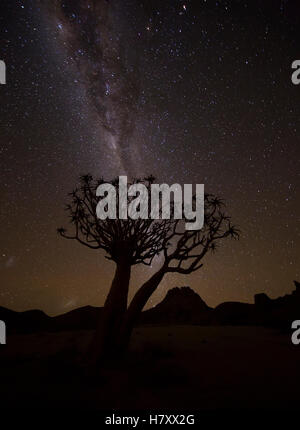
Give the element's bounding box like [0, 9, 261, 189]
[0, 0, 299, 315]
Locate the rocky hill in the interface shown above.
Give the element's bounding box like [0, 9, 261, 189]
[139, 286, 212, 324]
[1, 281, 299, 333]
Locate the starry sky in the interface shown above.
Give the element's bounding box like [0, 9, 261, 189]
[0, 0, 299, 315]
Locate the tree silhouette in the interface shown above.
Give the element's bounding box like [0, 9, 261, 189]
[58, 174, 239, 363]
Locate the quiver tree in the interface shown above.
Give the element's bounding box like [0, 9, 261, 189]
[57, 174, 173, 362]
[58, 174, 239, 363]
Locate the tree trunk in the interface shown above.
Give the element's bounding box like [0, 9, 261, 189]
[116, 267, 166, 353]
[86, 259, 131, 364]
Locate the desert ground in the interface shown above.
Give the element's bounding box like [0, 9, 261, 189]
[0, 325, 299, 410]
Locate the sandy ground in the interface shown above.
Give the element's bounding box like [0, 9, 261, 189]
[0, 325, 299, 410]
